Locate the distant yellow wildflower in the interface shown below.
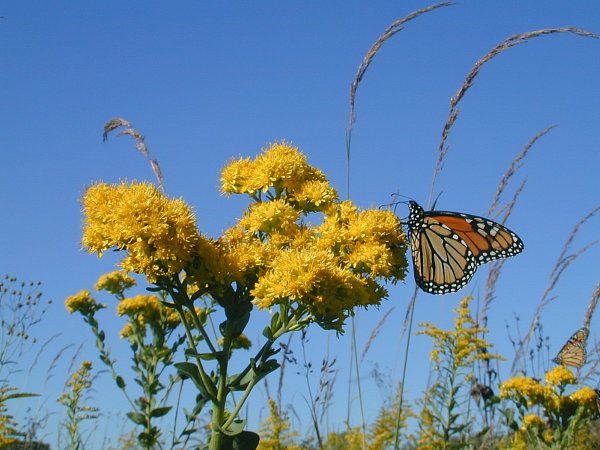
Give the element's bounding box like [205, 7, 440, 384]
[570, 386, 598, 411]
[65, 290, 106, 315]
[95, 270, 136, 296]
[117, 294, 162, 326]
[522, 413, 546, 430]
[419, 297, 502, 367]
[500, 376, 546, 405]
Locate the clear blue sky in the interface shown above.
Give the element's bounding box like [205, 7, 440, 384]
[1, 1, 599, 447]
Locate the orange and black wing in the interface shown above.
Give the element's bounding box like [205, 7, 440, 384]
[407, 201, 524, 295]
[410, 215, 478, 294]
[430, 210, 524, 264]
[553, 327, 588, 369]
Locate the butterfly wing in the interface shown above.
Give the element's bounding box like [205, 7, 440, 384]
[553, 327, 588, 369]
[407, 201, 524, 295]
[430, 211, 524, 263]
[410, 214, 478, 294]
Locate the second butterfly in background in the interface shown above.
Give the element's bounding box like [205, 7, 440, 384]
[405, 200, 524, 295]
[553, 327, 588, 369]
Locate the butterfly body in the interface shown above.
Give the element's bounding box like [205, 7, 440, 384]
[553, 327, 588, 368]
[407, 200, 524, 294]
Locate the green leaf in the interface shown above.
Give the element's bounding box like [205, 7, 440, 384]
[116, 376, 126, 389]
[175, 362, 200, 382]
[175, 362, 215, 397]
[221, 430, 260, 450]
[262, 325, 273, 340]
[227, 371, 252, 391]
[126, 411, 147, 426]
[2, 392, 39, 401]
[146, 286, 163, 292]
[219, 301, 253, 339]
[150, 406, 172, 418]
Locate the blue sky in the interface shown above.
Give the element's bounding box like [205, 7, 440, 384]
[1, 1, 599, 447]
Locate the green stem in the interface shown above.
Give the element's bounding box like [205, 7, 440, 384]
[177, 304, 218, 402]
[188, 299, 219, 355]
[394, 287, 418, 450]
[351, 315, 367, 449]
[86, 315, 137, 411]
[221, 377, 258, 431]
[209, 335, 232, 450]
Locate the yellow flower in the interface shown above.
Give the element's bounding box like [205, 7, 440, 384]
[117, 294, 162, 326]
[94, 271, 136, 295]
[419, 297, 502, 367]
[220, 141, 333, 197]
[317, 203, 408, 279]
[82, 181, 202, 280]
[522, 413, 545, 430]
[220, 156, 254, 194]
[237, 199, 299, 235]
[218, 333, 252, 350]
[119, 322, 135, 339]
[544, 364, 576, 387]
[65, 290, 106, 315]
[500, 376, 548, 407]
[252, 246, 384, 328]
[290, 179, 338, 211]
[570, 386, 598, 410]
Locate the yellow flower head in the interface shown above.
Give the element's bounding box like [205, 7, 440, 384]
[220, 142, 337, 212]
[290, 179, 338, 211]
[94, 271, 136, 295]
[419, 297, 502, 367]
[316, 202, 408, 279]
[116, 294, 162, 327]
[522, 413, 546, 430]
[218, 333, 252, 350]
[82, 181, 202, 280]
[544, 364, 576, 387]
[570, 386, 598, 411]
[237, 199, 299, 235]
[252, 246, 386, 329]
[500, 376, 546, 405]
[65, 290, 106, 315]
[119, 322, 135, 339]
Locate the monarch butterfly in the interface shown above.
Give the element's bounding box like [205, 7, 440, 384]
[552, 327, 588, 369]
[406, 200, 524, 294]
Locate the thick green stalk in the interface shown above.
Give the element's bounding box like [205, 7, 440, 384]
[209, 335, 232, 450]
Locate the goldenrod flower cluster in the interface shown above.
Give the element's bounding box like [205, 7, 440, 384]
[117, 294, 180, 337]
[419, 297, 502, 368]
[65, 290, 106, 315]
[95, 270, 136, 296]
[220, 142, 407, 328]
[82, 181, 207, 281]
[500, 365, 599, 447]
[79, 143, 408, 330]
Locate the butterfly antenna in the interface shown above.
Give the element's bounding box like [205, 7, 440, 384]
[430, 191, 444, 210]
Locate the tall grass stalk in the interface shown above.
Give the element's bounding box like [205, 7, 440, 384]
[393, 286, 418, 450]
[346, 1, 451, 199]
[350, 317, 367, 449]
[103, 118, 165, 193]
[431, 28, 597, 206]
[480, 127, 555, 327]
